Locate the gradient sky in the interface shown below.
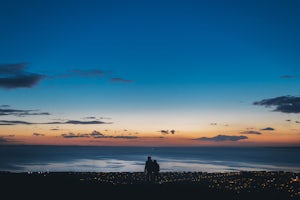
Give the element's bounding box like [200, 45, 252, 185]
[0, 0, 299, 146]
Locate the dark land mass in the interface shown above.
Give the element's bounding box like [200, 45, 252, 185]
[1, 171, 299, 200]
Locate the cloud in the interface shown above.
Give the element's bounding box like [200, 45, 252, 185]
[0, 105, 10, 108]
[89, 130, 105, 138]
[159, 129, 176, 135]
[50, 128, 59, 131]
[194, 135, 248, 142]
[296, 121, 300, 124]
[160, 130, 169, 134]
[0, 120, 34, 125]
[261, 127, 275, 131]
[280, 75, 296, 79]
[61, 130, 137, 139]
[71, 69, 106, 77]
[111, 77, 133, 83]
[0, 63, 45, 89]
[0, 119, 111, 126]
[83, 116, 96, 119]
[240, 131, 262, 135]
[110, 136, 138, 139]
[0, 136, 8, 143]
[286, 119, 291, 122]
[61, 133, 90, 138]
[254, 95, 300, 113]
[59, 120, 110, 125]
[33, 133, 45, 136]
[210, 123, 217, 126]
[0, 107, 50, 117]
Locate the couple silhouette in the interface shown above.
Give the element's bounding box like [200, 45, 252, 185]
[144, 156, 160, 183]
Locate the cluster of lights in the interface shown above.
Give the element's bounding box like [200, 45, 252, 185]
[14, 170, 299, 198]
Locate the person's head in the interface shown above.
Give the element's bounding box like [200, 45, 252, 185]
[148, 156, 151, 160]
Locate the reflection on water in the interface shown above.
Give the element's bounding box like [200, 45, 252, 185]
[1, 146, 299, 172]
[14, 158, 300, 173]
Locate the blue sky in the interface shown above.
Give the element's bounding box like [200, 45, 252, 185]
[0, 0, 299, 146]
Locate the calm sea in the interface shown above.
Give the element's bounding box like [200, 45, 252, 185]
[0, 145, 299, 173]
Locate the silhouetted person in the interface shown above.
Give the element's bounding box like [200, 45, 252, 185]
[144, 156, 154, 182]
[153, 160, 160, 183]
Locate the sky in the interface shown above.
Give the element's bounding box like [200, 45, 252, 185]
[0, 0, 299, 146]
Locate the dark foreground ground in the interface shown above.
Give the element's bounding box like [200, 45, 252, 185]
[1, 171, 299, 200]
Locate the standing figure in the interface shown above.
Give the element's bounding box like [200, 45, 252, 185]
[144, 156, 154, 182]
[153, 160, 160, 183]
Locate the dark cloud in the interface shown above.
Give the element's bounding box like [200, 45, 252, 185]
[89, 130, 105, 138]
[0, 63, 26, 74]
[194, 135, 248, 142]
[210, 123, 217, 126]
[254, 95, 300, 113]
[159, 130, 169, 134]
[280, 75, 296, 79]
[71, 69, 106, 77]
[0, 63, 45, 89]
[286, 119, 291, 122]
[0, 119, 111, 126]
[111, 77, 133, 83]
[33, 133, 44, 136]
[61, 133, 90, 138]
[111, 136, 138, 139]
[296, 121, 300, 124]
[83, 117, 96, 119]
[50, 128, 59, 131]
[0, 108, 50, 117]
[0, 105, 10, 108]
[261, 127, 275, 131]
[240, 131, 262, 135]
[0, 120, 34, 125]
[61, 120, 110, 125]
[159, 129, 176, 135]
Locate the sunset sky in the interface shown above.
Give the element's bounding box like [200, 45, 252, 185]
[0, 0, 299, 146]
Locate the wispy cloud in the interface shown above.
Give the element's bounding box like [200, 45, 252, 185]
[280, 75, 296, 79]
[0, 105, 10, 108]
[56, 120, 111, 125]
[71, 69, 106, 77]
[254, 95, 300, 113]
[159, 129, 176, 135]
[240, 131, 262, 135]
[0, 120, 34, 125]
[111, 77, 133, 83]
[61, 130, 138, 139]
[261, 127, 275, 131]
[0, 106, 50, 117]
[61, 133, 90, 138]
[159, 130, 169, 134]
[194, 135, 248, 142]
[0, 63, 45, 89]
[33, 133, 45, 136]
[0, 119, 112, 126]
[111, 136, 138, 139]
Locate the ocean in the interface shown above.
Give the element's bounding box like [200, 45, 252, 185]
[0, 145, 299, 173]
